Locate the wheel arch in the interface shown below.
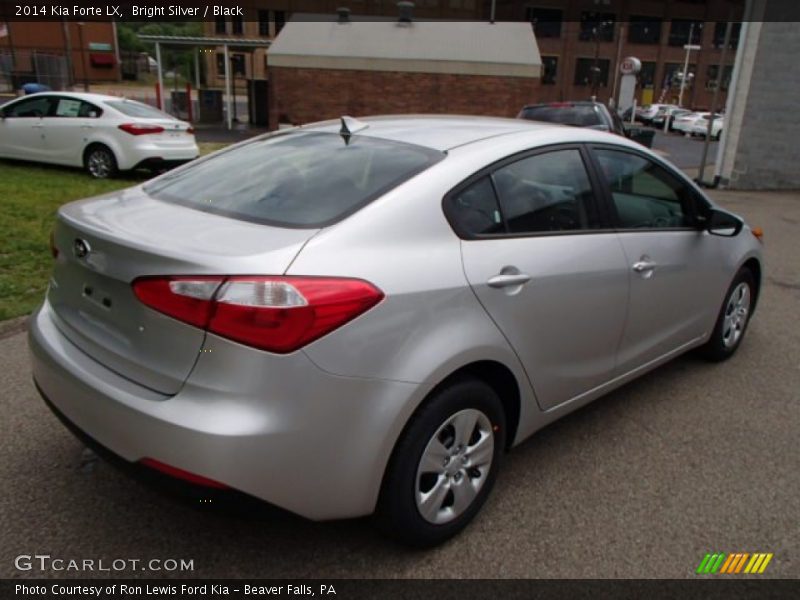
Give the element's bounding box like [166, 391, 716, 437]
[741, 256, 762, 311]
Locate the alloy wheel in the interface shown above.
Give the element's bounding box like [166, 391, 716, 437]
[722, 282, 751, 349]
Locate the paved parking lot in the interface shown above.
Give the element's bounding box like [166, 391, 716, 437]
[1, 188, 798, 581]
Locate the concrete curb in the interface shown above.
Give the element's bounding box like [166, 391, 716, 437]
[0, 315, 29, 340]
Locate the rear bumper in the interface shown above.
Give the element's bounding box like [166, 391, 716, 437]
[29, 298, 418, 520]
[115, 141, 199, 171]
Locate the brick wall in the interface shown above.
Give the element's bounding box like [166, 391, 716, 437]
[268, 67, 540, 129]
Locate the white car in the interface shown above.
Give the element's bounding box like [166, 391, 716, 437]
[690, 116, 724, 140]
[0, 92, 198, 178]
[637, 104, 676, 124]
[673, 112, 722, 135]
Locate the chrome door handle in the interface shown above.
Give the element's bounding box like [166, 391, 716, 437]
[632, 260, 657, 273]
[488, 273, 532, 288]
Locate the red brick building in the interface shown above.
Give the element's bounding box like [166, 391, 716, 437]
[266, 19, 541, 128]
[1, 21, 120, 88]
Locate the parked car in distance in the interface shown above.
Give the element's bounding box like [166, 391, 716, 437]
[672, 112, 722, 135]
[0, 92, 198, 178]
[690, 115, 724, 140]
[637, 103, 676, 125]
[518, 101, 627, 137]
[30, 115, 763, 547]
[652, 107, 691, 129]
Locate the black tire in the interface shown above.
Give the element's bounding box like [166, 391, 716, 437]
[84, 144, 118, 179]
[376, 377, 506, 547]
[699, 268, 756, 362]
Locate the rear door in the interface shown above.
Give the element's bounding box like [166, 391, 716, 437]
[42, 97, 101, 165]
[453, 145, 630, 409]
[588, 145, 720, 374]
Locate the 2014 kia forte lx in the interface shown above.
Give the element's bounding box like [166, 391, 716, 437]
[29, 116, 763, 546]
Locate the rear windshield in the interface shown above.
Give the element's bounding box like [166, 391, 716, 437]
[106, 100, 173, 119]
[520, 105, 603, 128]
[144, 131, 443, 228]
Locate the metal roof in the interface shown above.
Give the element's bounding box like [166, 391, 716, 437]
[268, 20, 541, 78]
[137, 35, 272, 49]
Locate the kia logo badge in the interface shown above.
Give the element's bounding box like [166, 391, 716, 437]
[73, 238, 91, 259]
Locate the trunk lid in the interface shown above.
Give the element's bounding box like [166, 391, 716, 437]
[48, 186, 318, 395]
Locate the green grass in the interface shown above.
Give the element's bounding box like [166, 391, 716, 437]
[0, 142, 229, 320]
[0, 161, 136, 320]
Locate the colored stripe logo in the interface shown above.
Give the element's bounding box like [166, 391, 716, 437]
[696, 552, 773, 574]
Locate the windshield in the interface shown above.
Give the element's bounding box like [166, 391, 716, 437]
[520, 105, 603, 128]
[144, 131, 444, 228]
[106, 100, 174, 119]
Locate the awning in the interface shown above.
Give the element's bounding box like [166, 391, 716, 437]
[90, 53, 115, 68]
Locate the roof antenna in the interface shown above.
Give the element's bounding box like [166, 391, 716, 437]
[339, 116, 369, 145]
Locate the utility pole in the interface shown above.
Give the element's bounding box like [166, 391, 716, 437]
[61, 19, 74, 88]
[678, 23, 701, 107]
[611, 23, 625, 108]
[698, 16, 734, 185]
[77, 22, 89, 91]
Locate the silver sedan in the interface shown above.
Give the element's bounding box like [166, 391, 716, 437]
[29, 116, 763, 546]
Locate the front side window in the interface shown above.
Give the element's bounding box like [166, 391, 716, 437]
[593, 149, 698, 229]
[491, 149, 600, 234]
[145, 132, 444, 228]
[5, 96, 53, 117]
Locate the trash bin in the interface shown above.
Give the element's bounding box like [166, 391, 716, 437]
[247, 79, 269, 127]
[626, 126, 655, 148]
[197, 89, 223, 123]
[170, 90, 189, 120]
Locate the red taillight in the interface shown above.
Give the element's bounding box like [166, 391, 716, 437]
[118, 123, 165, 136]
[186, 127, 195, 135]
[132, 275, 384, 353]
[49, 229, 59, 259]
[140, 458, 229, 489]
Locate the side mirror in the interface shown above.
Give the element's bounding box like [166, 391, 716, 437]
[706, 208, 744, 237]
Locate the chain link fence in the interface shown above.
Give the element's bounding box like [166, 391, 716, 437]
[0, 48, 69, 92]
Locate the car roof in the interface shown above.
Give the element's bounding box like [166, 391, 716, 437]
[13, 91, 132, 104]
[301, 115, 565, 151]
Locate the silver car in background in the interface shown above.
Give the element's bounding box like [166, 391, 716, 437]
[29, 116, 763, 546]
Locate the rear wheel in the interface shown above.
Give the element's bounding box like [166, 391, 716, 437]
[377, 377, 505, 547]
[700, 268, 755, 361]
[85, 144, 118, 179]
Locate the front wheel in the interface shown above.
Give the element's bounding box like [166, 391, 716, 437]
[85, 145, 118, 179]
[377, 377, 506, 547]
[700, 268, 756, 361]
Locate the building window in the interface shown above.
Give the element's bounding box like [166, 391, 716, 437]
[216, 53, 225, 76]
[639, 61, 656, 87]
[713, 22, 741, 49]
[579, 12, 615, 42]
[275, 11, 286, 34]
[706, 64, 734, 91]
[541, 56, 557, 84]
[574, 58, 610, 87]
[215, 17, 226, 35]
[232, 16, 244, 35]
[662, 62, 696, 89]
[668, 19, 703, 47]
[526, 7, 563, 39]
[231, 54, 246, 76]
[628, 16, 662, 45]
[258, 10, 270, 36]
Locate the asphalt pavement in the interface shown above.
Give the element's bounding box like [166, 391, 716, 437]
[1, 187, 798, 580]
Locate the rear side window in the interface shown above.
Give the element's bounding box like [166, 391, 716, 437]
[520, 105, 603, 128]
[492, 149, 600, 233]
[448, 177, 504, 235]
[106, 100, 172, 119]
[145, 132, 443, 228]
